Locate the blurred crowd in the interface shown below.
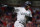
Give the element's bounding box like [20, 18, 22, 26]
[0, 4, 40, 27]
[0, 4, 17, 27]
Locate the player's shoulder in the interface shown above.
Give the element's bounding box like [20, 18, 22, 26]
[14, 7, 26, 11]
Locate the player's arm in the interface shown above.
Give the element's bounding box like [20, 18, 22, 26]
[25, 11, 32, 17]
[28, 11, 32, 21]
[25, 11, 32, 21]
[14, 7, 19, 13]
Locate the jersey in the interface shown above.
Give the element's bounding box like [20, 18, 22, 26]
[14, 7, 32, 24]
[14, 7, 32, 27]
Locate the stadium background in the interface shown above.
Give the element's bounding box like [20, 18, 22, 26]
[0, 0, 40, 27]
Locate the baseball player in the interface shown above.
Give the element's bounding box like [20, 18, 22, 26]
[14, 7, 32, 27]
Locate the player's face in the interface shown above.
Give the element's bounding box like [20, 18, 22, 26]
[27, 6, 30, 9]
[26, 5, 30, 10]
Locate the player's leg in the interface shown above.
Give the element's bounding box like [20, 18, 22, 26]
[14, 21, 24, 27]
